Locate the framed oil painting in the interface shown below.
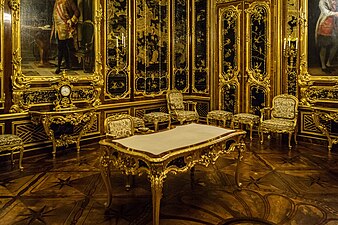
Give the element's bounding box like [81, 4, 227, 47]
[19, 0, 95, 76]
[307, 0, 338, 77]
[10, 0, 102, 112]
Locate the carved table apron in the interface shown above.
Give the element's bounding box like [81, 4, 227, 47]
[99, 123, 246, 225]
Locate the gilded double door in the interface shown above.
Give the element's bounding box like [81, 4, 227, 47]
[215, 0, 273, 115]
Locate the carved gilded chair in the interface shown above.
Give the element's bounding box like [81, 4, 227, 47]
[104, 114, 135, 139]
[75, 20, 94, 73]
[166, 90, 199, 125]
[0, 134, 24, 170]
[104, 114, 135, 190]
[259, 94, 299, 149]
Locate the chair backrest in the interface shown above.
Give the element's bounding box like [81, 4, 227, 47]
[166, 90, 185, 111]
[271, 94, 299, 120]
[104, 114, 134, 139]
[79, 20, 94, 51]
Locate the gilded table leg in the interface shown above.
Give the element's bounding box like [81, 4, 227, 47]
[100, 151, 113, 208]
[235, 142, 244, 189]
[52, 141, 57, 159]
[76, 141, 81, 153]
[19, 146, 24, 171]
[150, 175, 164, 225]
[249, 123, 253, 141]
[154, 120, 159, 132]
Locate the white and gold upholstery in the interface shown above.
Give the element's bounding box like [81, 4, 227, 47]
[143, 112, 171, 132]
[207, 110, 233, 127]
[0, 134, 24, 170]
[104, 114, 135, 139]
[231, 113, 260, 141]
[104, 114, 135, 190]
[132, 116, 145, 129]
[259, 94, 299, 149]
[166, 90, 199, 125]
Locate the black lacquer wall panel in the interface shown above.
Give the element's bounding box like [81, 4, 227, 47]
[173, 0, 188, 92]
[106, 0, 129, 99]
[134, 0, 169, 96]
[193, 0, 208, 93]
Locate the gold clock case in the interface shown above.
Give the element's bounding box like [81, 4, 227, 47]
[9, 0, 103, 112]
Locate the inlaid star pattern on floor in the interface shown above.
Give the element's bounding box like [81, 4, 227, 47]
[0, 135, 337, 225]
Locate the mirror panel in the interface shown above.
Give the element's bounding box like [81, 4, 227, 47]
[10, 0, 102, 112]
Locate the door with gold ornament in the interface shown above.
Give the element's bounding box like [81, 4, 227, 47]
[214, 0, 274, 115]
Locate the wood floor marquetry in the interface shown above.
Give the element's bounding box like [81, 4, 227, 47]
[0, 133, 338, 225]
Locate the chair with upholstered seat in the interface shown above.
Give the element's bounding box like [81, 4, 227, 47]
[75, 20, 94, 73]
[259, 94, 299, 149]
[166, 90, 199, 125]
[104, 114, 135, 139]
[104, 114, 135, 190]
[0, 134, 24, 170]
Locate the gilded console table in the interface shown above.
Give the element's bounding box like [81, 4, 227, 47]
[99, 123, 246, 225]
[312, 107, 338, 151]
[30, 108, 96, 158]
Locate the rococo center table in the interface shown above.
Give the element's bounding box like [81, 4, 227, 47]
[99, 123, 246, 225]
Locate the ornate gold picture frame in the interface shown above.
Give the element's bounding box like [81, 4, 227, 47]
[9, 0, 103, 112]
[299, 0, 338, 106]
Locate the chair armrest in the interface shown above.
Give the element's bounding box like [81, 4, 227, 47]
[260, 107, 271, 122]
[183, 100, 197, 111]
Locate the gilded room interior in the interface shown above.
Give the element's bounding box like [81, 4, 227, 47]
[0, 0, 338, 224]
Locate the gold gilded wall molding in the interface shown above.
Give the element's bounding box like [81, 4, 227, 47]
[192, 0, 209, 94]
[9, 0, 103, 112]
[105, 0, 131, 100]
[245, 1, 271, 112]
[0, 0, 4, 108]
[218, 4, 241, 113]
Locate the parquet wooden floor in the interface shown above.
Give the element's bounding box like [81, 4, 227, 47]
[0, 133, 337, 225]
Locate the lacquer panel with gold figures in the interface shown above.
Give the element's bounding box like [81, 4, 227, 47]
[105, 0, 170, 99]
[0, 0, 4, 109]
[9, 0, 103, 112]
[216, 0, 272, 115]
[298, 0, 338, 105]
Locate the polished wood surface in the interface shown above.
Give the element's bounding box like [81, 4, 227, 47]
[0, 134, 337, 224]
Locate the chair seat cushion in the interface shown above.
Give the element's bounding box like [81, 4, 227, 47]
[0, 135, 23, 149]
[207, 110, 232, 120]
[233, 113, 260, 123]
[144, 112, 170, 122]
[132, 117, 145, 128]
[260, 118, 294, 131]
[176, 111, 199, 120]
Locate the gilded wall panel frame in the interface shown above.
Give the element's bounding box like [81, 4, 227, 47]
[133, 0, 170, 97]
[0, 0, 4, 109]
[105, 0, 131, 100]
[218, 4, 241, 113]
[172, 0, 189, 93]
[245, 1, 271, 113]
[299, 0, 338, 106]
[9, 0, 103, 112]
[192, 0, 209, 94]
